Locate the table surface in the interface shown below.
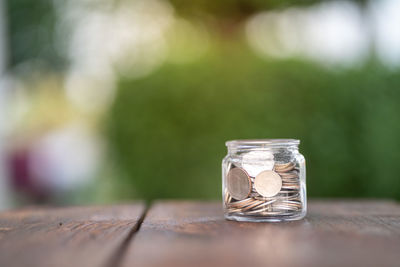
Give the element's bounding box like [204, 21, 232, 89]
[0, 200, 399, 267]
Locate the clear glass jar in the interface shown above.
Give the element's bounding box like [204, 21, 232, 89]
[222, 139, 306, 222]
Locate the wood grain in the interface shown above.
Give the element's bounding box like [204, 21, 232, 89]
[0, 204, 145, 267]
[120, 200, 400, 267]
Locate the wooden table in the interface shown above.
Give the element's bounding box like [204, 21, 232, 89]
[0, 200, 399, 267]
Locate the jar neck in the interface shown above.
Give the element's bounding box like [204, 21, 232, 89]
[228, 145, 298, 155]
[225, 139, 300, 155]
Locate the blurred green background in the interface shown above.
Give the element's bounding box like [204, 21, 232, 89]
[0, 0, 399, 208]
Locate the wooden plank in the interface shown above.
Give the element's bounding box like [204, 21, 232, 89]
[0, 204, 145, 267]
[121, 200, 400, 267]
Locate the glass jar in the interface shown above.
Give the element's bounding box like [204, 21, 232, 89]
[222, 139, 306, 222]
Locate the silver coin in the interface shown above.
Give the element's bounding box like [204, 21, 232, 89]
[254, 170, 282, 197]
[226, 167, 252, 200]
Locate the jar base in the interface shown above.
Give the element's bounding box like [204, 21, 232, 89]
[224, 211, 306, 222]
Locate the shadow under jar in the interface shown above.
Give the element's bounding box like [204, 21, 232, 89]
[222, 139, 306, 222]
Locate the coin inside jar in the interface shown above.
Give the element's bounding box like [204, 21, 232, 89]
[227, 168, 251, 200]
[254, 170, 282, 197]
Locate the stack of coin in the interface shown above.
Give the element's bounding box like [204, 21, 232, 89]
[225, 161, 302, 217]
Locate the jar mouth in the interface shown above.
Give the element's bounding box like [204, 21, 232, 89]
[226, 139, 300, 149]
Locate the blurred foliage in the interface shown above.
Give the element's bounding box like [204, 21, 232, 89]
[108, 42, 400, 201]
[4, 0, 368, 69]
[5, 0, 399, 202]
[6, 0, 65, 69]
[169, 0, 368, 19]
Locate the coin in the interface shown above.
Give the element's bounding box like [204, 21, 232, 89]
[224, 190, 232, 204]
[254, 170, 282, 197]
[274, 162, 295, 172]
[241, 199, 264, 211]
[242, 151, 274, 177]
[226, 168, 251, 200]
[274, 162, 293, 168]
[249, 199, 276, 210]
[279, 171, 299, 179]
[281, 185, 300, 190]
[281, 178, 299, 183]
[228, 197, 253, 208]
[253, 193, 299, 201]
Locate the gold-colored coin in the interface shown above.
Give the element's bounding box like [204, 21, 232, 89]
[224, 190, 232, 204]
[241, 199, 263, 211]
[226, 168, 251, 200]
[254, 170, 282, 197]
[274, 162, 295, 172]
[227, 198, 253, 208]
[279, 171, 299, 179]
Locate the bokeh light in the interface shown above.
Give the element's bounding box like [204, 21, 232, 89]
[0, 0, 399, 209]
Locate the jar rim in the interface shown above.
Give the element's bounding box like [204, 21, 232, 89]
[226, 139, 300, 149]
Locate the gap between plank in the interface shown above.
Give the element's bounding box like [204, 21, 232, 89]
[103, 202, 150, 267]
